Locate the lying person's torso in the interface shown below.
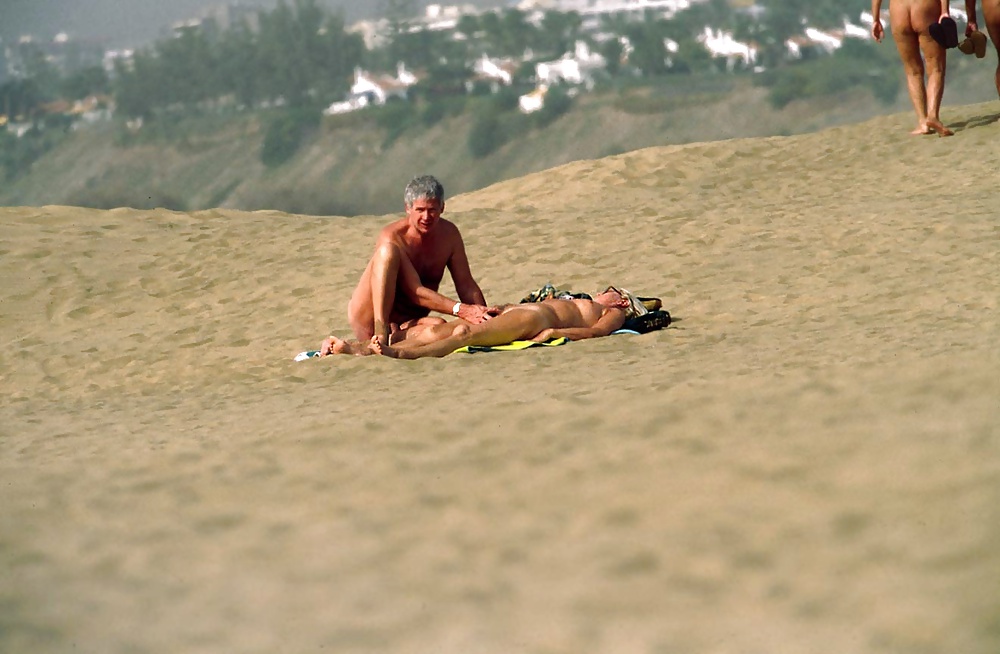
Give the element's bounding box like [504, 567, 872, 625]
[519, 298, 609, 328]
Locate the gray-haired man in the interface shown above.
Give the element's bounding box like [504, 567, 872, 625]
[323, 175, 491, 355]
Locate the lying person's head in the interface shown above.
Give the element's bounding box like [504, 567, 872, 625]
[595, 286, 649, 319]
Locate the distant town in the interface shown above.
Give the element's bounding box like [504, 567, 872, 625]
[6, 0, 956, 185]
[3, 1, 908, 129]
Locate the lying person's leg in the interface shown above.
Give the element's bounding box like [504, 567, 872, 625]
[391, 316, 448, 345]
[324, 316, 459, 357]
[371, 307, 551, 359]
[320, 335, 374, 356]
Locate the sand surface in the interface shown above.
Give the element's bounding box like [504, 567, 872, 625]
[2, 104, 999, 654]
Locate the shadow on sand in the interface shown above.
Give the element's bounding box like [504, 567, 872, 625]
[952, 110, 1000, 132]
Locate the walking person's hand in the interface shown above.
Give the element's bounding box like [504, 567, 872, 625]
[872, 19, 884, 43]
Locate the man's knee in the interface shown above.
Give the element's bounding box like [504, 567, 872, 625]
[372, 241, 402, 266]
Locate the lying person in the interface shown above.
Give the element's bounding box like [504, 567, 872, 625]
[367, 286, 647, 359]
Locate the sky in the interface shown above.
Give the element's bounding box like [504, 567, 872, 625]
[0, 0, 377, 48]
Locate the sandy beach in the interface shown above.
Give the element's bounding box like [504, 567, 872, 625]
[2, 103, 999, 654]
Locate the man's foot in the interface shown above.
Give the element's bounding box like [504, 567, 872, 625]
[925, 118, 954, 136]
[911, 124, 935, 135]
[369, 335, 402, 358]
[321, 336, 373, 356]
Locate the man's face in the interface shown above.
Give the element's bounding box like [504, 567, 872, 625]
[405, 197, 444, 234]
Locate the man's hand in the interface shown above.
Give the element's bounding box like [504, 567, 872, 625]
[872, 19, 884, 43]
[456, 303, 493, 324]
[967, 20, 979, 37]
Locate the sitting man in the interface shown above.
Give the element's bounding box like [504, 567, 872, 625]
[368, 286, 646, 359]
[322, 175, 493, 355]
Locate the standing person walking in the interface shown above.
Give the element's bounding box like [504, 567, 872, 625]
[872, 0, 955, 136]
[965, 0, 1000, 96]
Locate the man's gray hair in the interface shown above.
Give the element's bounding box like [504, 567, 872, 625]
[404, 175, 445, 207]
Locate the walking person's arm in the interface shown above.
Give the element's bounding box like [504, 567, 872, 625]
[872, 0, 884, 42]
[965, 0, 979, 34]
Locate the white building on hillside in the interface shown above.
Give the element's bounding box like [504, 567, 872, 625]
[518, 85, 548, 113]
[324, 63, 418, 115]
[535, 41, 606, 88]
[698, 27, 756, 70]
[467, 54, 518, 93]
[517, 0, 701, 13]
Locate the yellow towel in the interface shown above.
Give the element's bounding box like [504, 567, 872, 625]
[453, 337, 569, 354]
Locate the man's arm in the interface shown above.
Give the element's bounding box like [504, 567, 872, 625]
[531, 309, 627, 342]
[447, 232, 486, 303]
[387, 241, 489, 323]
[445, 228, 491, 323]
[393, 248, 463, 315]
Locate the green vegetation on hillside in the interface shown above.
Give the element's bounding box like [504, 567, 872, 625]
[2, 0, 892, 176]
[756, 38, 902, 108]
[9, 0, 1000, 213]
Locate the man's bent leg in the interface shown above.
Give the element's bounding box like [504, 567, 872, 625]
[369, 241, 405, 344]
[348, 242, 406, 342]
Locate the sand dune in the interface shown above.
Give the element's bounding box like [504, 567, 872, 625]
[2, 103, 999, 654]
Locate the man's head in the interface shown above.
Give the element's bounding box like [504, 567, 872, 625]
[594, 286, 648, 319]
[404, 175, 445, 234]
[404, 175, 445, 208]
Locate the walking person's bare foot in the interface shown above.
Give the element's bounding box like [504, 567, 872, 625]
[925, 117, 954, 136]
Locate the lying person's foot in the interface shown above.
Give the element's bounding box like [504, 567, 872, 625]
[321, 335, 372, 356]
[368, 335, 401, 358]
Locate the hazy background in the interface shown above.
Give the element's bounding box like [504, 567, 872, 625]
[0, 0, 504, 48]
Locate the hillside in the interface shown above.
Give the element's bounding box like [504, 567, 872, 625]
[2, 60, 997, 215]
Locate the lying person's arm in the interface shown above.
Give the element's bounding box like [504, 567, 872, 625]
[530, 309, 626, 342]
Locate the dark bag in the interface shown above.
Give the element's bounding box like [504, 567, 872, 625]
[623, 309, 671, 334]
[930, 16, 959, 49]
